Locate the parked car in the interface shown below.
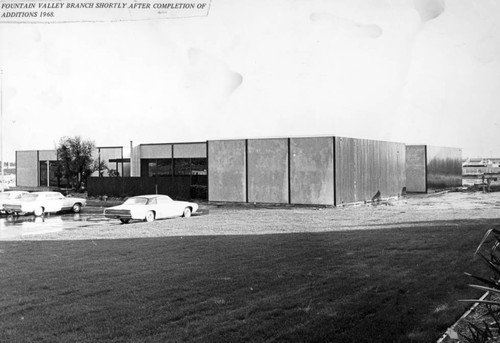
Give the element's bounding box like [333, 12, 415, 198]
[104, 194, 198, 224]
[0, 191, 29, 213]
[3, 191, 86, 217]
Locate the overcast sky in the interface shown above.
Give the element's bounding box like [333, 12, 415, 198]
[1, 0, 500, 161]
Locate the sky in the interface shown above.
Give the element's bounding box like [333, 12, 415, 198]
[1, 0, 500, 161]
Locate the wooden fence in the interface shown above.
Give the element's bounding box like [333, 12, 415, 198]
[87, 176, 207, 200]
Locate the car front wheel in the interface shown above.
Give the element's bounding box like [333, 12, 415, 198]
[145, 211, 155, 222]
[72, 203, 82, 213]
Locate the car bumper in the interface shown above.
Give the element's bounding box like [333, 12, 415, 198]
[3, 207, 31, 214]
[104, 213, 133, 220]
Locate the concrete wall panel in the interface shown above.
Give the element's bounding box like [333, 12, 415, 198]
[335, 137, 405, 205]
[208, 140, 246, 202]
[173, 143, 207, 158]
[405, 145, 427, 193]
[140, 144, 172, 159]
[131, 145, 141, 177]
[247, 138, 288, 204]
[38, 150, 57, 161]
[290, 137, 334, 205]
[16, 150, 39, 187]
[426, 146, 462, 189]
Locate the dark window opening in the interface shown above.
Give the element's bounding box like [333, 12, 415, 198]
[173, 158, 207, 182]
[174, 158, 190, 176]
[39, 161, 62, 187]
[191, 158, 208, 176]
[141, 159, 172, 177]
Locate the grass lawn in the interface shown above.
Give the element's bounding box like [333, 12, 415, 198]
[0, 219, 495, 342]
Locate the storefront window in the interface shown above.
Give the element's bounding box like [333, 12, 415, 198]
[174, 158, 190, 175]
[141, 159, 172, 177]
[39, 161, 61, 187]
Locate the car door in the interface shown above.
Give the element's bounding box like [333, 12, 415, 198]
[59, 194, 75, 210]
[44, 193, 64, 212]
[157, 196, 178, 218]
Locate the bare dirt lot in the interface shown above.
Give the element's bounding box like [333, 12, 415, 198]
[10, 190, 500, 241]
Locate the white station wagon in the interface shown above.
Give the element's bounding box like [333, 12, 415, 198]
[0, 191, 29, 213]
[104, 194, 198, 224]
[3, 191, 86, 217]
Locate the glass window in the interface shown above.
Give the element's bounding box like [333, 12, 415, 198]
[46, 193, 63, 199]
[141, 159, 172, 177]
[191, 158, 207, 175]
[49, 161, 61, 187]
[156, 159, 172, 176]
[22, 194, 39, 201]
[40, 161, 62, 187]
[174, 158, 190, 176]
[124, 197, 148, 205]
[158, 196, 173, 203]
[40, 161, 48, 186]
[172, 158, 207, 176]
[148, 161, 157, 177]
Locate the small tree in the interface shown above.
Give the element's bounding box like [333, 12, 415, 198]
[94, 160, 108, 177]
[108, 169, 120, 177]
[56, 136, 96, 191]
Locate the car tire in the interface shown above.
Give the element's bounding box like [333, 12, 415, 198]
[145, 211, 155, 222]
[72, 203, 82, 213]
[183, 207, 192, 218]
[120, 218, 130, 224]
[34, 207, 44, 217]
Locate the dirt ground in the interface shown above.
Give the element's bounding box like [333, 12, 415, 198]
[15, 190, 500, 241]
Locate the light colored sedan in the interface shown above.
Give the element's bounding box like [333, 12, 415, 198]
[3, 191, 86, 217]
[104, 194, 198, 224]
[0, 191, 29, 213]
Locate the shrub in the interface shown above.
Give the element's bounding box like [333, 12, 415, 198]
[461, 228, 500, 342]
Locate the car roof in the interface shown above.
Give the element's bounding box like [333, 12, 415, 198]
[132, 194, 169, 199]
[30, 191, 61, 195]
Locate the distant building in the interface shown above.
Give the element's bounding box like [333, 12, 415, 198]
[0, 161, 16, 189]
[462, 158, 500, 176]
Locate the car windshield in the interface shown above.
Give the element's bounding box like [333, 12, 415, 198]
[123, 197, 149, 206]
